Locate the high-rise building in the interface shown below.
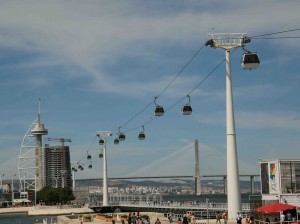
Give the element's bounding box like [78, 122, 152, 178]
[44, 145, 72, 188]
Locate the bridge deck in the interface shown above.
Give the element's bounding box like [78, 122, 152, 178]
[89, 202, 250, 216]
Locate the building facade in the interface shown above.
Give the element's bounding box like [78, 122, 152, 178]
[44, 145, 72, 188]
[260, 159, 300, 206]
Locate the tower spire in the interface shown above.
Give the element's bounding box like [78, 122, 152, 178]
[37, 98, 41, 128]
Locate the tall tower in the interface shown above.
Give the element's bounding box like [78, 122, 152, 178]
[31, 99, 48, 191]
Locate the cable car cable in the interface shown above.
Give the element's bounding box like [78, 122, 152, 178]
[249, 28, 300, 38]
[252, 36, 300, 40]
[118, 44, 206, 130]
[121, 53, 229, 135]
[155, 44, 206, 99]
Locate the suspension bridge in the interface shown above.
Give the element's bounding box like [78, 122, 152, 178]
[77, 140, 259, 194]
[87, 140, 260, 215]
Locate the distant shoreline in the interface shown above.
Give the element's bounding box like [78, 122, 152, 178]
[0, 205, 93, 216]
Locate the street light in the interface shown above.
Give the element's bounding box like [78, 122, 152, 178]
[97, 131, 112, 206]
[60, 170, 67, 188]
[34, 174, 37, 206]
[206, 198, 209, 224]
[0, 174, 4, 189]
[206, 33, 255, 219]
[11, 174, 16, 204]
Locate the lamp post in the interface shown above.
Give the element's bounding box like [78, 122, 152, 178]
[23, 174, 26, 191]
[97, 131, 112, 206]
[60, 170, 67, 188]
[206, 33, 249, 219]
[34, 174, 37, 206]
[11, 174, 16, 204]
[206, 198, 209, 224]
[0, 174, 4, 189]
[71, 164, 78, 190]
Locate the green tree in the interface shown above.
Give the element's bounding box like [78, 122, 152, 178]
[37, 187, 75, 205]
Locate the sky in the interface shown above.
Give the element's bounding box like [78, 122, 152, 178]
[0, 1, 300, 181]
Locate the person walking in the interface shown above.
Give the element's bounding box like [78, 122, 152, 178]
[182, 214, 189, 224]
[191, 215, 196, 224]
[216, 211, 221, 224]
[155, 218, 161, 224]
[236, 212, 242, 224]
[222, 211, 228, 224]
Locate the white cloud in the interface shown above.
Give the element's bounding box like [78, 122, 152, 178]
[0, 1, 299, 96]
[237, 111, 300, 130]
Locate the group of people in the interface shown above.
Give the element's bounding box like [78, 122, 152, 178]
[216, 211, 251, 224]
[214, 210, 229, 224]
[127, 212, 150, 224]
[175, 212, 196, 224]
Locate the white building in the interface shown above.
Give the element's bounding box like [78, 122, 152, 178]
[259, 159, 300, 206]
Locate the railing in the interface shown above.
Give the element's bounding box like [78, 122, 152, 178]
[254, 220, 300, 224]
[115, 200, 251, 211]
[90, 196, 251, 212]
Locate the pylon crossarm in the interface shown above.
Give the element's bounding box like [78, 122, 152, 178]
[208, 33, 247, 50]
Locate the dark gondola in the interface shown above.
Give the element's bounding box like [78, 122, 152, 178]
[78, 165, 84, 171]
[241, 53, 260, 70]
[154, 96, 164, 116]
[182, 105, 192, 115]
[114, 138, 119, 144]
[118, 133, 125, 141]
[154, 106, 164, 116]
[181, 95, 192, 115]
[138, 132, 145, 140]
[87, 154, 92, 160]
[99, 139, 104, 145]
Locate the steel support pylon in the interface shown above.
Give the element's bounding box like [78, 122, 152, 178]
[207, 33, 247, 219]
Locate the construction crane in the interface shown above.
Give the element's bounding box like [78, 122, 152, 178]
[46, 138, 72, 146]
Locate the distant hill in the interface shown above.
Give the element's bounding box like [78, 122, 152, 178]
[76, 178, 261, 191]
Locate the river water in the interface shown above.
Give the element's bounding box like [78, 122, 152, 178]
[0, 213, 57, 224]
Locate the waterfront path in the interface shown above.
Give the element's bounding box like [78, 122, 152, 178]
[0, 205, 93, 215]
[0, 206, 30, 214]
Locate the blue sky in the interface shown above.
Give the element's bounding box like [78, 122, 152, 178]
[0, 1, 300, 181]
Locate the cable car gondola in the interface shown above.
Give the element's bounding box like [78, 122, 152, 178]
[138, 132, 145, 140]
[78, 165, 84, 171]
[154, 96, 164, 116]
[182, 105, 192, 115]
[99, 139, 104, 145]
[154, 106, 164, 116]
[181, 95, 192, 115]
[118, 132, 125, 141]
[72, 167, 77, 172]
[99, 153, 103, 158]
[88, 162, 92, 169]
[241, 52, 260, 70]
[87, 154, 92, 160]
[118, 127, 125, 141]
[138, 126, 145, 140]
[114, 138, 119, 144]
